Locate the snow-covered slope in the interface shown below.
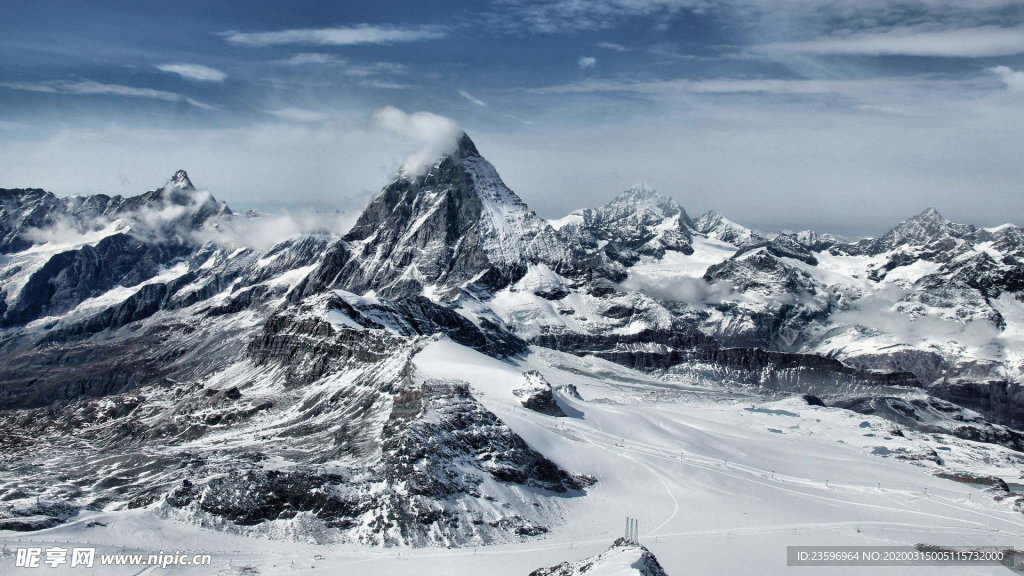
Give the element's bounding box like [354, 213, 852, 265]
[3, 337, 1022, 575]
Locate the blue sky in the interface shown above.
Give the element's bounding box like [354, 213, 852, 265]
[2, 0, 1024, 234]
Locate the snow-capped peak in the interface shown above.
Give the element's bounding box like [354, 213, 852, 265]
[915, 207, 944, 221]
[453, 131, 480, 159]
[587, 184, 694, 236]
[168, 169, 195, 190]
[612, 184, 682, 216]
[323, 131, 569, 301]
[869, 206, 976, 254]
[693, 209, 763, 246]
[625, 182, 657, 197]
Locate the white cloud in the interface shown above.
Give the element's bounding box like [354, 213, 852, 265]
[529, 76, 835, 95]
[194, 210, 359, 250]
[991, 65, 1024, 93]
[487, 0, 706, 33]
[271, 55, 405, 79]
[488, 0, 1024, 40]
[578, 56, 597, 69]
[620, 274, 737, 304]
[222, 25, 445, 47]
[156, 63, 227, 82]
[0, 81, 58, 93]
[828, 286, 1001, 349]
[759, 26, 1024, 58]
[371, 106, 462, 177]
[597, 41, 630, 52]
[343, 62, 407, 77]
[266, 107, 331, 122]
[527, 75, 989, 102]
[458, 89, 488, 107]
[2, 79, 214, 109]
[276, 53, 343, 66]
[359, 79, 412, 90]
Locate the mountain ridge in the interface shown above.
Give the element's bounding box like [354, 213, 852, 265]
[0, 132, 1022, 552]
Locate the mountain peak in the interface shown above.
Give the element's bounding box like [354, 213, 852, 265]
[693, 210, 764, 246]
[608, 184, 683, 219]
[625, 182, 657, 198]
[913, 207, 945, 222]
[454, 131, 480, 159]
[869, 206, 976, 255]
[330, 129, 568, 301]
[169, 170, 194, 190]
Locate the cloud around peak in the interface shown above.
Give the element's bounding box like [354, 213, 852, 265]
[371, 106, 463, 178]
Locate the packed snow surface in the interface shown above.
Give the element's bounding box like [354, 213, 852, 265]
[4, 339, 1021, 575]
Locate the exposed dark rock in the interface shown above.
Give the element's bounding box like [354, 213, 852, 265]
[929, 380, 1024, 431]
[934, 471, 1010, 492]
[0, 499, 79, 531]
[830, 395, 1024, 452]
[514, 371, 567, 416]
[802, 393, 826, 407]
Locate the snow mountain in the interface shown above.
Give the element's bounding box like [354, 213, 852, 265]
[1, 132, 1023, 574]
[291, 133, 570, 303]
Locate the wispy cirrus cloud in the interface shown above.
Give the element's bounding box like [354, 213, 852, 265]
[1, 80, 214, 109]
[528, 77, 845, 96]
[527, 74, 991, 99]
[265, 107, 331, 122]
[1, 81, 59, 93]
[272, 53, 405, 80]
[222, 25, 445, 47]
[359, 79, 412, 90]
[458, 89, 488, 107]
[275, 53, 344, 66]
[758, 25, 1024, 58]
[343, 62, 407, 78]
[486, 0, 705, 33]
[487, 0, 1023, 40]
[156, 63, 227, 82]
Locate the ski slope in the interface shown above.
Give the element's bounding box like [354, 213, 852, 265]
[2, 338, 1022, 575]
